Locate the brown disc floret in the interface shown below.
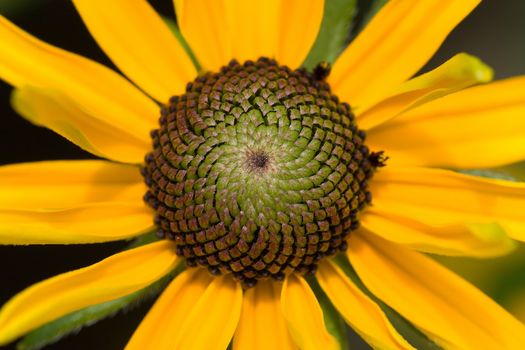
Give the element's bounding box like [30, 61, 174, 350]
[142, 58, 380, 287]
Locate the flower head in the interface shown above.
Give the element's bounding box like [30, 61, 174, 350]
[1, 0, 525, 349]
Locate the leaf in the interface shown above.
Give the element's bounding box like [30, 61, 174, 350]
[333, 255, 442, 350]
[307, 276, 349, 350]
[302, 0, 358, 69]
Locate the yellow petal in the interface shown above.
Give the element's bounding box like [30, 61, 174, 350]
[329, 0, 480, 109]
[233, 280, 297, 350]
[0, 202, 153, 245]
[0, 16, 157, 137]
[317, 260, 414, 350]
[348, 232, 525, 349]
[274, 0, 324, 69]
[221, 0, 280, 63]
[357, 53, 493, 130]
[281, 275, 338, 350]
[174, 0, 230, 72]
[0, 160, 152, 244]
[0, 160, 144, 210]
[175, 0, 323, 71]
[126, 269, 212, 350]
[361, 209, 515, 257]
[0, 241, 179, 345]
[174, 275, 242, 350]
[368, 76, 525, 168]
[370, 167, 525, 242]
[72, 0, 196, 102]
[12, 86, 150, 164]
[127, 269, 242, 350]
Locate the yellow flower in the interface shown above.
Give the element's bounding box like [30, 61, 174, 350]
[1, 0, 525, 349]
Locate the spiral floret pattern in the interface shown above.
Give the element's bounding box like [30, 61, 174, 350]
[142, 58, 379, 286]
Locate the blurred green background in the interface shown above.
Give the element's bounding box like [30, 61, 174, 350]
[0, 0, 524, 349]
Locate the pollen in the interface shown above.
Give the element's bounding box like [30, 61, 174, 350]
[142, 58, 381, 287]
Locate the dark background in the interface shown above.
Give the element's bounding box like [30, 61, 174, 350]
[0, 0, 524, 349]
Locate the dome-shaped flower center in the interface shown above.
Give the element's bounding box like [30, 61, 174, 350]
[142, 58, 382, 287]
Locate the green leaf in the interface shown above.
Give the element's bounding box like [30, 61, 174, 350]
[302, 0, 358, 69]
[333, 255, 442, 350]
[307, 277, 349, 350]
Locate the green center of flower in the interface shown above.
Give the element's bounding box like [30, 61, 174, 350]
[142, 58, 382, 287]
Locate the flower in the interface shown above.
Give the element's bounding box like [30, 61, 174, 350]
[1, 0, 525, 349]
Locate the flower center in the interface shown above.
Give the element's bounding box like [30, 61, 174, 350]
[142, 57, 381, 287]
[245, 149, 272, 173]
